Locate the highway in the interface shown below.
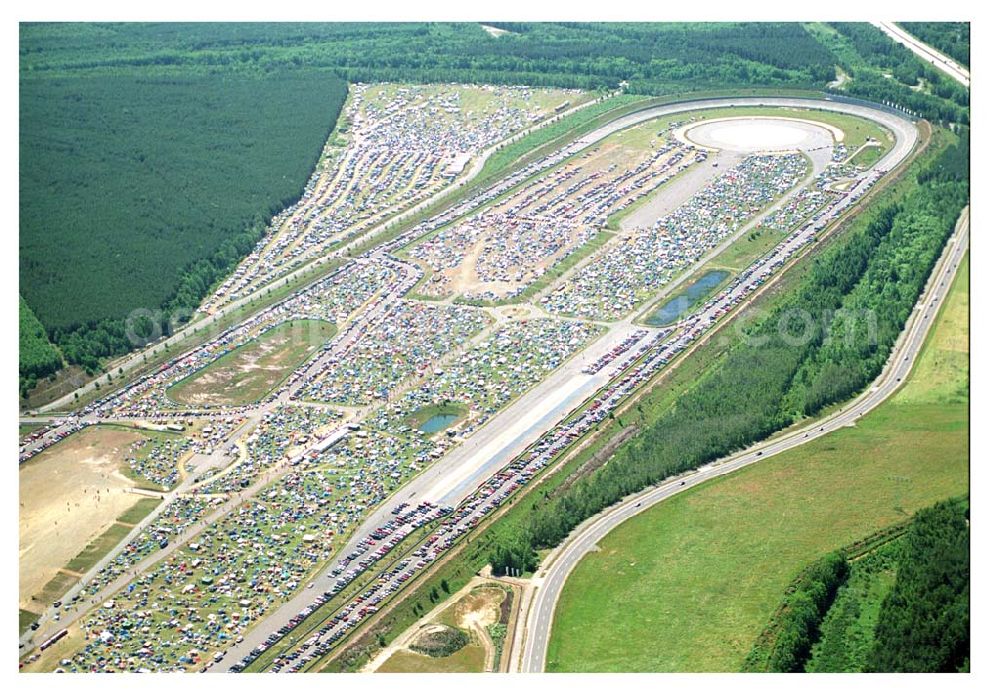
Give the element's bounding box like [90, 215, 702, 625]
[874, 22, 970, 88]
[515, 205, 970, 673]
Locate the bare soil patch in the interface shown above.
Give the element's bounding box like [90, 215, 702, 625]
[19, 426, 148, 609]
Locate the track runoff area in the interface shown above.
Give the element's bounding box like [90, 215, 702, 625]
[20, 92, 919, 674]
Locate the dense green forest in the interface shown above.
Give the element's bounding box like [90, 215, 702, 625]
[506, 129, 968, 565]
[19, 295, 63, 396]
[19, 67, 347, 376]
[21, 23, 836, 92]
[751, 498, 969, 672]
[808, 22, 969, 124]
[900, 22, 970, 67]
[868, 497, 970, 672]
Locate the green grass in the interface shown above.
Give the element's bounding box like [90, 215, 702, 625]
[117, 497, 162, 526]
[547, 399, 967, 672]
[65, 523, 132, 573]
[546, 236, 968, 673]
[712, 226, 790, 273]
[377, 642, 484, 673]
[34, 571, 79, 606]
[19, 609, 40, 636]
[849, 144, 886, 170]
[166, 319, 336, 407]
[896, 253, 969, 405]
[19, 423, 45, 440]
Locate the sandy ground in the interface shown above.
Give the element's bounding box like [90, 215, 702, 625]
[364, 577, 507, 673]
[418, 128, 683, 300]
[19, 426, 146, 609]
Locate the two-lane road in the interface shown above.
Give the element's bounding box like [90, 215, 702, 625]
[874, 22, 970, 88]
[516, 205, 969, 673]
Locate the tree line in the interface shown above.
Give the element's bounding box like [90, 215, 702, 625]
[19, 296, 63, 397]
[868, 497, 970, 672]
[742, 552, 850, 672]
[824, 23, 969, 125]
[746, 496, 969, 672]
[22, 22, 838, 95]
[899, 22, 969, 68]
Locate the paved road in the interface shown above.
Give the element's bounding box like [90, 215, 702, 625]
[874, 21, 970, 88]
[516, 205, 969, 673]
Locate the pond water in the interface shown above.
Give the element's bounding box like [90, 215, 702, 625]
[420, 414, 460, 434]
[647, 270, 729, 327]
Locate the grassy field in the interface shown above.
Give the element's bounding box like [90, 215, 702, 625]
[546, 251, 969, 672]
[19, 609, 40, 636]
[34, 572, 79, 607]
[895, 254, 969, 405]
[19, 423, 44, 440]
[64, 523, 132, 574]
[377, 642, 484, 673]
[117, 497, 162, 525]
[166, 319, 336, 407]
